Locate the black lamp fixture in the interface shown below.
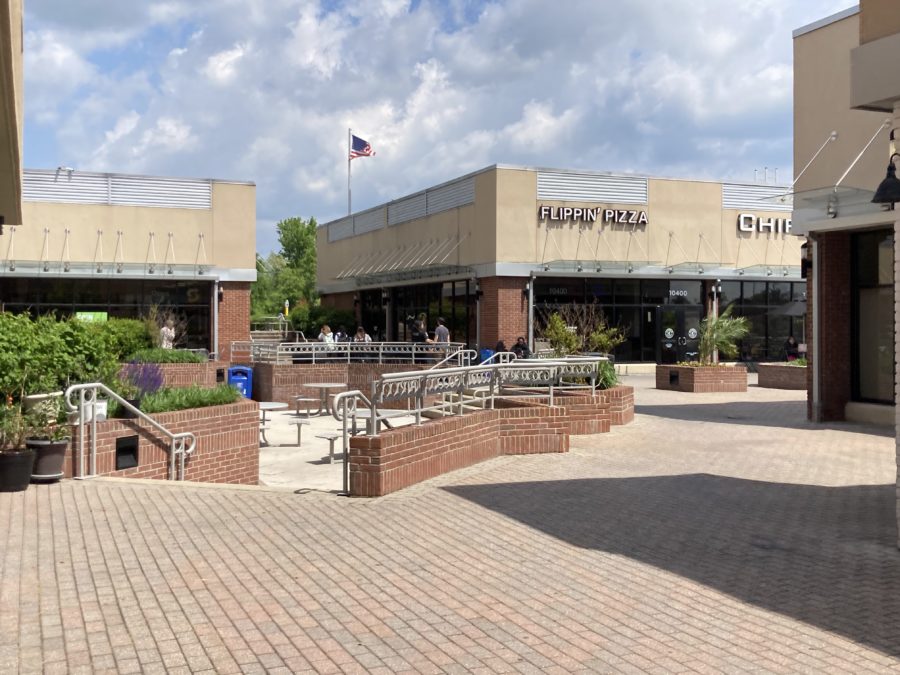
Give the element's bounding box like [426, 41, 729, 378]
[872, 152, 900, 207]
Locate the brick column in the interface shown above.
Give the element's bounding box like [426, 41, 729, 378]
[479, 277, 528, 349]
[809, 231, 852, 421]
[218, 281, 251, 362]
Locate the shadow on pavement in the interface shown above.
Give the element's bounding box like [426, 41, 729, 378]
[444, 474, 900, 656]
[636, 400, 894, 437]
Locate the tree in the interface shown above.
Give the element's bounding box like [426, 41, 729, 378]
[698, 306, 749, 365]
[251, 216, 320, 321]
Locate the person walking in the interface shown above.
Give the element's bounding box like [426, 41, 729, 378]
[353, 326, 372, 343]
[434, 317, 450, 343]
[784, 335, 799, 361]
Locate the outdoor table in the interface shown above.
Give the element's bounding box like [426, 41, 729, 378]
[259, 401, 288, 445]
[304, 383, 347, 416]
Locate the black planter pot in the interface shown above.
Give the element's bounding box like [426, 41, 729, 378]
[26, 438, 69, 482]
[121, 398, 141, 419]
[0, 448, 36, 492]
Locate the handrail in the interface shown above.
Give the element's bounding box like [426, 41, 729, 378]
[65, 382, 197, 481]
[370, 356, 607, 433]
[479, 351, 517, 365]
[331, 389, 374, 495]
[429, 348, 477, 370]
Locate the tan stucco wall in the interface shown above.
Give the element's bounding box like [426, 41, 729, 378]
[860, 0, 900, 44]
[316, 171, 497, 285]
[0, 0, 24, 225]
[527, 179, 796, 269]
[794, 12, 889, 192]
[318, 167, 800, 287]
[495, 167, 536, 262]
[16, 181, 256, 271]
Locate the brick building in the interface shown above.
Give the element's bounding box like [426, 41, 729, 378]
[317, 165, 802, 363]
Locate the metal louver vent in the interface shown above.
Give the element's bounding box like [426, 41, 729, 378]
[354, 207, 386, 235]
[23, 169, 213, 209]
[426, 177, 475, 214]
[537, 171, 648, 204]
[328, 217, 354, 242]
[722, 183, 792, 212]
[388, 193, 426, 225]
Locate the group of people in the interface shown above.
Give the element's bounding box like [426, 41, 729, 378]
[494, 337, 531, 359]
[317, 324, 373, 346]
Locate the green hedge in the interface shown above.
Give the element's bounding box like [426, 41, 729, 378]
[129, 348, 206, 364]
[137, 384, 242, 415]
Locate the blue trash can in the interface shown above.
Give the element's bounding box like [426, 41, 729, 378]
[479, 348, 494, 364]
[227, 366, 253, 399]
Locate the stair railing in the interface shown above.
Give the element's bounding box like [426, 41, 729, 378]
[65, 383, 197, 481]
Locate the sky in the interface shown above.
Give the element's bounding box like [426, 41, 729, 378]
[22, 0, 854, 255]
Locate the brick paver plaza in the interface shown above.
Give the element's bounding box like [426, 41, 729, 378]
[3, 375, 899, 673]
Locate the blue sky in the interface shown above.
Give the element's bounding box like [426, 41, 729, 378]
[22, 0, 854, 254]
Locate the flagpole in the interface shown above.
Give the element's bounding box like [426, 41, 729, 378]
[347, 128, 352, 216]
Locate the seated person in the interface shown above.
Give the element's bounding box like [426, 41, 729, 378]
[784, 336, 799, 361]
[511, 336, 531, 359]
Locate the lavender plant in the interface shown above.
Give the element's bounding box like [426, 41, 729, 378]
[119, 360, 164, 398]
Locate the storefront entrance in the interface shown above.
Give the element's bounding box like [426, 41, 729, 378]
[656, 306, 703, 364]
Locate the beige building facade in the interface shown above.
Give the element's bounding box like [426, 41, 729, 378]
[319, 165, 802, 362]
[792, 4, 897, 426]
[793, 2, 900, 544]
[0, 169, 257, 359]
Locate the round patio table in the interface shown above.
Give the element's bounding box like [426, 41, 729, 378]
[259, 401, 288, 445]
[304, 383, 347, 416]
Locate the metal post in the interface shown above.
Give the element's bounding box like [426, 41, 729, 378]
[527, 274, 535, 352]
[712, 278, 721, 365]
[341, 397, 350, 495]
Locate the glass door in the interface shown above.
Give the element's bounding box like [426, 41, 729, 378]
[656, 306, 703, 363]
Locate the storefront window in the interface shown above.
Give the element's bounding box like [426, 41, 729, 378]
[853, 230, 895, 404]
[613, 279, 639, 304]
[641, 279, 668, 305]
[666, 280, 702, 305]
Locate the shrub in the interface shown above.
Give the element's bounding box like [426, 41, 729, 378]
[698, 307, 750, 365]
[119, 361, 164, 397]
[597, 361, 618, 390]
[587, 318, 627, 355]
[128, 348, 206, 364]
[138, 384, 242, 414]
[98, 318, 154, 361]
[789, 357, 808, 367]
[542, 313, 579, 357]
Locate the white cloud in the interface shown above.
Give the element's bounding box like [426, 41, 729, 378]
[22, 0, 856, 251]
[203, 42, 249, 84]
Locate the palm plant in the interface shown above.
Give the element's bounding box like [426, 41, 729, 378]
[698, 306, 749, 365]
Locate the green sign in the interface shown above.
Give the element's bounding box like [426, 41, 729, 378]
[75, 311, 108, 322]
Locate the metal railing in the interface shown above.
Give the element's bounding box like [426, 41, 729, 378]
[429, 348, 477, 370]
[65, 383, 197, 481]
[230, 340, 468, 365]
[479, 351, 517, 365]
[368, 356, 605, 433]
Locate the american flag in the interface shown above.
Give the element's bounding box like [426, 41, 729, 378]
[349, 134, 375, 160]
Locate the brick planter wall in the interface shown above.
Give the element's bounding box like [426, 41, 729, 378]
[252, 362, 433, 408]
[757, 363, 807, 390]
[604, 385, 635, 425]
[656, 365, 748, 393]
[64, 400, 259, 484]
[349, 399, 568, 497]
[121, 361, 228, 389]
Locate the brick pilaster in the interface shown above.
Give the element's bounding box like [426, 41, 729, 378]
[479, 276, 528, 350]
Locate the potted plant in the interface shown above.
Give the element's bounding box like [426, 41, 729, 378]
[25, 398, 70, 482]
[657, 307, 750, 393]
[0, 404, 37, 492]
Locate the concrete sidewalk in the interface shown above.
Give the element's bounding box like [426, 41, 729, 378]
[2, 375, 898, 673]
[258, 408, 417, 493]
